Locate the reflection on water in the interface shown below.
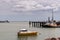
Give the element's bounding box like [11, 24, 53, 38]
[17, 36, 28, 40]
[17, 36, 37, 40]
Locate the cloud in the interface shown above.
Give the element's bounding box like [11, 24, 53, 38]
[10, 0, 60, 12]
[1, 0, 60, 12]
[0, 0, 60, 21]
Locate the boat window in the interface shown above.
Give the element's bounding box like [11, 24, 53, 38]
[19, 29, 27, 32]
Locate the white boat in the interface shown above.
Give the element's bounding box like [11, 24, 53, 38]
[42, 9, 58, 28]
[17, 29, 37, 36]
[42, 22, 57, 28]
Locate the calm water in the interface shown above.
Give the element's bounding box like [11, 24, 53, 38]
[0, 21, 60, 40]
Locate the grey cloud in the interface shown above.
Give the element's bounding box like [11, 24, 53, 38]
[0, 0, 60, 12]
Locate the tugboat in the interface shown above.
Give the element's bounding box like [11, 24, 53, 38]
[42, 20, 57, 28]
[17, 29, 37, 36]
[42, 9, 58, 28]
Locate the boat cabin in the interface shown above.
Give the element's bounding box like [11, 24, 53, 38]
[19, 29, 27, 32]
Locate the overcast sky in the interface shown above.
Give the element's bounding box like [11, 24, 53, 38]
[0, 0, 60, 21]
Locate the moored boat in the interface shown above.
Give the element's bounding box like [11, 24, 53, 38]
[42, 9, 59, 28]
[17, 29, 37, 36]
[42, 22, 57, 28]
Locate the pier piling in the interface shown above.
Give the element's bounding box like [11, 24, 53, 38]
[29, 21, 46, 27]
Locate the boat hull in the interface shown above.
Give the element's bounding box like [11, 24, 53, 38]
[42, 25, 57, 28]
[18, 31, 37, 36]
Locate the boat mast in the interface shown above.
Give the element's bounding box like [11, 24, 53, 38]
[52, 9, 54, 21]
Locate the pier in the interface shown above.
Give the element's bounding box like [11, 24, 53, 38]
[29, 21, 60, 28]
[0, 20, 9, 23]
[29, 21, 46, 27]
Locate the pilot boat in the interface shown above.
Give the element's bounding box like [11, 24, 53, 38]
[17, 29, 37, 36]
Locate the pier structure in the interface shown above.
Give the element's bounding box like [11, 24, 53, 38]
[29, 21, 46, 27]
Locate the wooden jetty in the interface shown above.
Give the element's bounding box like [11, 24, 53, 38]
[29, 21, 46, 27]
[0, 20, 9, 23]
[29, 21, 60, 28]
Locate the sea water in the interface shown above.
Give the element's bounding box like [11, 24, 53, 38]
[0, 21, 60, 40]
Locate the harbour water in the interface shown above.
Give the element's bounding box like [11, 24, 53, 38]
[0, 21, 60, 40]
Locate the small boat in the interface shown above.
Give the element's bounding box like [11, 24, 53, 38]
[17, 29, 37, 36]
[42, 22, 57, 28]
